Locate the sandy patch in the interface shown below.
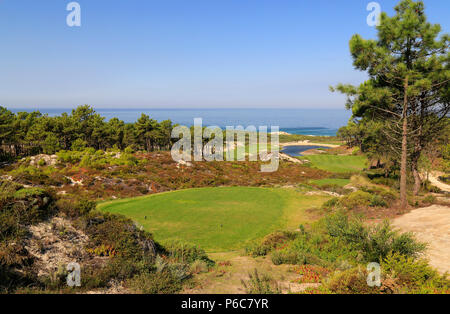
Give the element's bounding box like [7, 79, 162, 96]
[392, 205, 450, 275]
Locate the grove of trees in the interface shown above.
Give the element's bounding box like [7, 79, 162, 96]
[0, 105, 176, 161]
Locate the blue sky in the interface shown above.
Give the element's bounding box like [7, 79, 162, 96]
[0, 0, 448, 109]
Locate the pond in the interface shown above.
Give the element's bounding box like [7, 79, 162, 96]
[281, 145, 330, 157]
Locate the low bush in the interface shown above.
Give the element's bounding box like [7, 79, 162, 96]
[325, 212, 426, 262]
[325, 267, 380, 294]
[270, 212, 425, 269]
[77, 211, 156, 261]
[370, 195, 387, 207]
[245, 231, 298, 257]
[321, 197, 341, 211]
[241, 269, 281, 294]
[127, 270, 183, 294]
[339, 191, 372, 209]
[381, 252, 450, 293]
[56, 199, 95, 218]
[161, 240, 214, 266]
[190, 260, 209, 274]
[422, 195, 436, 205]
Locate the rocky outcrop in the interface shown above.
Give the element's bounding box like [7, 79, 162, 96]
[29, 154, 59, 166]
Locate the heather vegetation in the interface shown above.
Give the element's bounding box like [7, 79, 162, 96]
[1, 0, 448, 295]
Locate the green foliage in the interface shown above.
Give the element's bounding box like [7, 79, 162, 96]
[0, 105, 176, 161]
[127, 270, 183, 294]
[71, 138, 88, 151]
[43, 134, 61, 154]
[325, 267, 380, 294]
[270, 211, 425, 269]
[241, 269, 281, 294]
[57, 199, 95, 218]
[244, 231, 298, 257]
[323, 183, 397, 210]
[77, 211, 155, 261]
[369, 195, 388, 207]
[339, 191, 372, 209]
[422, 195, 436, 204]
[161, 240, 214, 266]
[333, 0, 450, 202]
[324, 212, 426, 262]
[381, 252, 450, 293]
[322, 197, 341, 211]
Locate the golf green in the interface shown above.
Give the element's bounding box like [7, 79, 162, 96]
[98, 187, 328, 252]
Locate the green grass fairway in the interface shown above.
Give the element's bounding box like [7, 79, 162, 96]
[98, 187, 328, 252]
[300, 155, 368, 173]
[309, 178, 351, 187]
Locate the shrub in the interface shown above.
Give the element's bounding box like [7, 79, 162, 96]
[339, 191, 372, 209]
[271, 250, 301, 265]
[241, 269, 281, 294]
[325, 212, 426, 262]
[127, 270, 183, 294]
[71, 139, 88, 152]
[77, 211, 156, 261]
[245, 231, 297, 257]
[38, 159, 46, 167]
[56, 199, 95, 218]
[321, 197, 340, 211]
[381, 252, 449, 293]
[422, 195, 436, 204]
[161, 241, 214, 266]
[422, 180, 442, 193]
[190, 260, 209, 274]
[325, 267, 380, 294]
[370, 195, 387, 207]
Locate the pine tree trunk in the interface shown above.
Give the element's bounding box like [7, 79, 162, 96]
[412, 165, 421, 196]
[400, 77, 409, 209]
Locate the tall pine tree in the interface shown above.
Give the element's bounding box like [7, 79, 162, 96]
[333, 0, 449, 209]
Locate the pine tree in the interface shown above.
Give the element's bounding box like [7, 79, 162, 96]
[333, 0, 449, 209]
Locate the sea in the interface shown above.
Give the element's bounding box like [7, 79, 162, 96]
[11, 108, 351, 136]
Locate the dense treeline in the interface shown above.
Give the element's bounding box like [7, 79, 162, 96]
[0, 105, 176, 161]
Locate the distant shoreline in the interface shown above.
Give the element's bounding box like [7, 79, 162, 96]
[281, 141, 340, 148]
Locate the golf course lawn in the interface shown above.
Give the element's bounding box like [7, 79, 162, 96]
[299, 155, 368, 173]
[98, 187, 329, 252]
[309, 178, 351, 187]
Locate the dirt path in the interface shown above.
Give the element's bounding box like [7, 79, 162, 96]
[428, 173, 450, 193]
[392, 205, 450, 275]
[183, 252, 316, 294]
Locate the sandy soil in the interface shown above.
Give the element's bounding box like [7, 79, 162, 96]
[392, 205, 450, 275]
[183, 252, 315, 294]
[428, 172, 450, 193]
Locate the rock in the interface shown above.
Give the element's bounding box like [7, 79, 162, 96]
[29, 154, 58, 166]
[176, 160, 193, 168]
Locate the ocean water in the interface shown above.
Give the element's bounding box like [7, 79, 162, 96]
[12, 108, 350, 136]
[281, 145, 330, 157]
